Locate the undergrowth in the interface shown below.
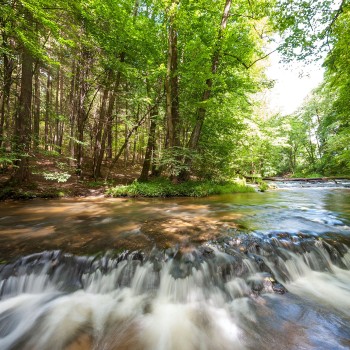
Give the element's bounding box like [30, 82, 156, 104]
[106, 178, 255, 198]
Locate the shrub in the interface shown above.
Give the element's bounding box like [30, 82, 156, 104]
[106, 178, 255, 198]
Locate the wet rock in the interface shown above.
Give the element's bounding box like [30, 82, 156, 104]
[200, 246, 215, 259]
[277, 232, 290, 239]
[272, 283, 287, 294]
[261, 274, 275, 293]
[249, 279, 264, 293]
[131, 250, 144, 263]
[247, 253, 272, 274]
[300, 240, 315, 253]
[169, 259, 193, 279]
[165, 247, 177, 258]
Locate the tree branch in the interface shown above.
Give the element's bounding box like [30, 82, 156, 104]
[224, 48, 278, 69]
[246, 48, 278, 68]
[326, 0, 346, 34]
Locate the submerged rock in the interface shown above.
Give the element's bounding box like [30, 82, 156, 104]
[0, 233, 348, 299]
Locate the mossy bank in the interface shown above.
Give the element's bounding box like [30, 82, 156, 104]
[106, 178, 255, 198]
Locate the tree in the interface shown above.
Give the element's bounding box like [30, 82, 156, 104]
[1, 0, 309, 185]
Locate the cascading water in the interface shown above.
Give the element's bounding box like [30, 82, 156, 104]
[1, 184, 350, 349]
[1, 232, 350, 350]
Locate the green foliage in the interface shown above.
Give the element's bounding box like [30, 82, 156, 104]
[291, 172, 324, 179]
[38, 149, 61, 157]
[86, 180, 116, 188]
[0, 186, 66, 200]
[87, 180, 106, 188]
[156, 147, 200, 177]
[0, 150, 17, 170]
[258, 180, 269, 192]
[106, 178, 254, 198]
[267, 0, 350, 177]
[3, 0, 349, 187]
[272, 0, 337, 63]
[41, 171, 71, 183]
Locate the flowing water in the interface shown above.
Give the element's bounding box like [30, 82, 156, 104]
[1, 182, 350, 349]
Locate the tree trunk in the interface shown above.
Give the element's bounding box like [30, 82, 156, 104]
[107, 124, 113, 159]
[69, 60, 77, 166]
[58, 66, 65, 152]
[0, 35, 14, 149]
[33, 63, 40, 150]
[93, 90, 116, 179]
[44, 70, 51, 150]
[12, 41, 34, 183]
[92, 84, 109, 179]
[139, 108, 158, 181]
[54, 67, 60, 150]
[106, 99, 161, 180]
[75, 48, 91, 176]
[124, 123, 129, 167]
[93, 53, 124, 179]
[165, 1, 180, 149]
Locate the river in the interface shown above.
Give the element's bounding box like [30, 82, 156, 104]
[1, 183, 350, 349]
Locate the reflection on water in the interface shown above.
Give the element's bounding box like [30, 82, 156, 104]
[1, 188, 350, 260]
[0, 186, 350, 349]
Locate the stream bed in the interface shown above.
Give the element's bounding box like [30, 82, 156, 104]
[1, 183, 350, 349]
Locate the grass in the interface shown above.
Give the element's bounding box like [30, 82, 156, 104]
[0, 186, 66, 200]
[106, 178, 255, 198]
[291, 172, 350, 179]
[291, 172, 325, 178]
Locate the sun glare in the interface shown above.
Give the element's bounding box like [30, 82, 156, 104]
[266, 50, 324, 115]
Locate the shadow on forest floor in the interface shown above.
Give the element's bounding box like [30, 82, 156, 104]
[0, 153, 142, 200]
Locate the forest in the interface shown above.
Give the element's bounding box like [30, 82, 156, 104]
[0, 0, 349, 195]
[2, 2, 350, 348]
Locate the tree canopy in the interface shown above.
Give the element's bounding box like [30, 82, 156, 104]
[1, 0, 349, 186]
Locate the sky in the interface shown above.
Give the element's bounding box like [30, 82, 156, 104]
[265, 50, 324, 115]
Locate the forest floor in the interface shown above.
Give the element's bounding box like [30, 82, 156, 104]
[4, 154, 347, 201]
[0, 153, 142, 200]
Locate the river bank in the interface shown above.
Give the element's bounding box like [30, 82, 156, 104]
[0, 177, 255, 201]
[0, 157, 256, 200]
[1, 153, 349, 201]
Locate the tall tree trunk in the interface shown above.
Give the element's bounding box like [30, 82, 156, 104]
[92, 83, 109, 179]
[124, 123, 129, 167]
[132, 132, 137, 165]
[44, 70, 51, 150]
[165, 0, 180, 149]
[0, 35, 14, 149]
[93, 87, 118, 179]
[69, 60, 77, 166]
[54, 67, 60, 150]
[58, 69, 65, 152]
[75, 48, 90, 176]
[13, 41, 34, 183]
[33, 63, 40, 150]
[93, 53, 124, 179]
[139, 107, 158, 181]
[107, 121, 113, 159]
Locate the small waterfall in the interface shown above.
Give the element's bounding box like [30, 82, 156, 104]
[1, 233, 350, 350]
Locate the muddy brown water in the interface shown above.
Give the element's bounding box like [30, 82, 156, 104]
[1, 185, 350, 349]
[1, 187, 350, 260]
[0, 196, 243, 260]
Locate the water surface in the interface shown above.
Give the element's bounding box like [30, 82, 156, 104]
[1, 185, 350, 349]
